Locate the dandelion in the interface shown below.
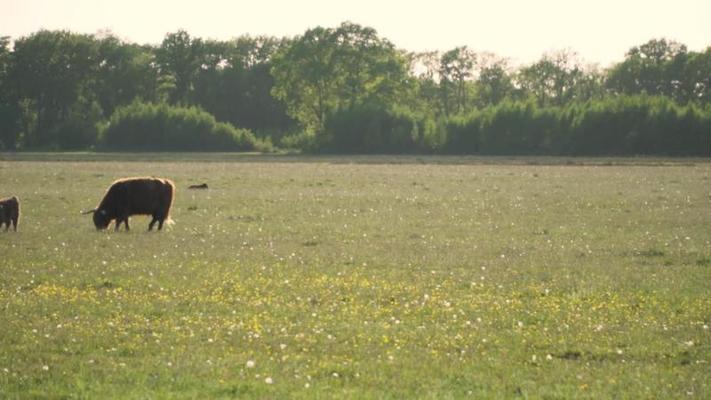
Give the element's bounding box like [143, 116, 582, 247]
[305, 382, 310, 388]
[265, 377, 274, 384]
[42, 365, 49, 371]
[246, 360, 255, 368]
[546, 354, 553, 361]
[280, 343, 287, 350]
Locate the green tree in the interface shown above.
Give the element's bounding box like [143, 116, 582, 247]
[192, 36, 294, 135]
[473, 54, 514, 107]
[439, 46, 475, 115]
[606, 38, 688, 99]
[271, 22, 408, 134]
[517, 50, 587, 106]
[0, 36, 21, 149]
[407, 51, 442, 115]
[156, 30, 203, 105]
[10, 30, 99, 147]
[680, 47, 711, 103]
[94, 33, 158, 118]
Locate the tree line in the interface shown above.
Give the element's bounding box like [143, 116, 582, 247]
[0, 23, 709, 155]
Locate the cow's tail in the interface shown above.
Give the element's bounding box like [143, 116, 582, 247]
[163, 179, 176, 228]
[13, 196, 19, 230]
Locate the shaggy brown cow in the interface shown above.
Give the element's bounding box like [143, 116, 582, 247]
[0, 196, 20, 231]
[85, 177, 175, 231]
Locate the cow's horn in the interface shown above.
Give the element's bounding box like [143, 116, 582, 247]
[81, 209, 97, 215]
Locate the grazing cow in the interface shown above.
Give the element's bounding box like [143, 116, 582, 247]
[84, 177, 175, 231]
[0, 196, 19, 231]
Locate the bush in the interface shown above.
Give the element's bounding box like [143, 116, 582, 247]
[54, 98, 103, 150]
[444, 101, 560, 155]
[441, 96, 711, 156]
[319, 104, 437, 154]
[102, 102, 270, 152]
[568, 96, 711, 156]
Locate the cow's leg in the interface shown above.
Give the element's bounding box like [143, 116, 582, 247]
[157, 218, 165, 230]
[124, 218, 130, 231]
[114, 219, 122, 231]
[12, 217, 17, 231]
[148, 215, 158, 231]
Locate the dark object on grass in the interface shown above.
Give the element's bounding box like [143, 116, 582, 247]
[83, 177, 175, 231]
[188, 183, 209, 189]
[0, 196, 19, 231]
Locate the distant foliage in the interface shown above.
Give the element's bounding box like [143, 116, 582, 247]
[568, 96, 711, 156]
[318, 105, 443, 154]
[441, 96, 711, 156]
[102, 102, 269, 151]
[445, 101, 559, 155]
[1, 28, 709, 154]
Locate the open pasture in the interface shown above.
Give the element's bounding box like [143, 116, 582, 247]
[0, 154, 710, 398]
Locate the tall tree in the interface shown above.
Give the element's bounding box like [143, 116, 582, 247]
[271, 22, 408, 133]
[0, 36, 20, 149]
[517, 50, 585, 106]
[156, 30, 203, 105]
[681, 47, 711, 103]
[94, 33, 158, 118]
[439, 46, 475, 115]
[11, 30, 99, 147]
[474, 54, 514, 107]
[404, 51, 441, 115]
[192, 35, 293, 135]
[606, 38, 688, 99]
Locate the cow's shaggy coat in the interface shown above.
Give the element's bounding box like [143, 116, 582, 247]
[90, 177, 175, 231]
[0, 196, 19, 231]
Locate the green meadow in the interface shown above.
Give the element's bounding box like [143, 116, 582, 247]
[0, 154, 709, 399]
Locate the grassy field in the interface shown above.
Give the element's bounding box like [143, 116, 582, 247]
[0, 154, 709, 399]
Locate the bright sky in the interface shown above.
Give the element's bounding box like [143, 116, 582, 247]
[1, 0, 709, 67]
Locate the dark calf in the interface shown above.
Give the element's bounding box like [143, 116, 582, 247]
[0, 196, 20, 231]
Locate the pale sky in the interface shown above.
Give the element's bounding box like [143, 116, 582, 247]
[1, 0, 710, 67]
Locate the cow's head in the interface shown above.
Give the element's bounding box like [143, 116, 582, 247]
[82, 208, 110, 230]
